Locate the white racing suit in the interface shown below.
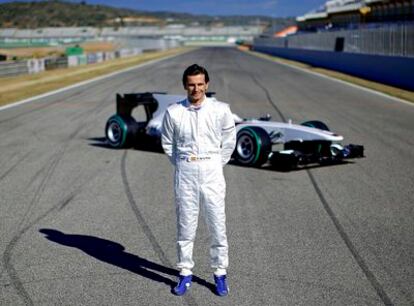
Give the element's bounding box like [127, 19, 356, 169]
[161, 96, 236, 275]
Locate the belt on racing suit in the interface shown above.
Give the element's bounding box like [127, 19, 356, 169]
[178, 153, 219, 162]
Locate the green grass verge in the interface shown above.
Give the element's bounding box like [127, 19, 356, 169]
[0, 47, 193, 107]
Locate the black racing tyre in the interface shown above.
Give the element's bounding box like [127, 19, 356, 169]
[233, 126, 271, 167]
[105, 115, 137, 148]
[301, 120, 330, 131]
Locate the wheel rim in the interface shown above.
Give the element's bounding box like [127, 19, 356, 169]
[330, 144, 343, 157]
[107, 121, 122, 143]
[237, 134, 255, 159]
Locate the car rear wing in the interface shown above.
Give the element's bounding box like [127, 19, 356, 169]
[116, 92, 160, 120]
[115, 91, 216, 119]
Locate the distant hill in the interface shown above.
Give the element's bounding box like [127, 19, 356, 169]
[0, 0, 294, 28]
[0, 1, 156, 27]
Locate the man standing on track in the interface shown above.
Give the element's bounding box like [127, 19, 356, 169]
[161, 64, 236, 296]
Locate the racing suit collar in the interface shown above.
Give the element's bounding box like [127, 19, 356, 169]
[186, 95, 209, 110]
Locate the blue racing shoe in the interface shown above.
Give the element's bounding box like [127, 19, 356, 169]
[214, 274, 229, 296]
[173, 275, 192, 296]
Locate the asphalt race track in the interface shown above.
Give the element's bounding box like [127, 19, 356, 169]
[0, 47, 413, 305]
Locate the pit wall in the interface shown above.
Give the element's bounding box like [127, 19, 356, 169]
[252, 46, 414, 91]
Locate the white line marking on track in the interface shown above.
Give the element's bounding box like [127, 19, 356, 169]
[249, 51, 413, 107]
[0, 50, 191, 112]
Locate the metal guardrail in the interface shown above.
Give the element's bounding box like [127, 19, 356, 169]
[0, 44, 175, 78]
[44, 57, 68, 70]
[254, 23, 414, 58]
[0, 61, 28, 77]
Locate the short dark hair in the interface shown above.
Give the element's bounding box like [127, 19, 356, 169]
[182, 64, 210, 87]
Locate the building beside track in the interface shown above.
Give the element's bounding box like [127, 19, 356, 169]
[0, 26, 263, 49]
[253, 0, 414, 91]
[297, 0, 414, 31]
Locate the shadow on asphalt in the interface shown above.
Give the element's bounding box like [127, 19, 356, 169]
[87, 137, 355, 172]
[88, 137, 164, 154]
[229, 160, 354, 172]
[39, 229, 216, 294]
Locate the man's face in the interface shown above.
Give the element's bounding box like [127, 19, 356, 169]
[185, 74, 209, 104]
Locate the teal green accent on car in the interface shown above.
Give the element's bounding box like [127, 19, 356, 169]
[303, 122, 315, 128]
[243, 127, 261, 164]
[110, 115, 128, 147]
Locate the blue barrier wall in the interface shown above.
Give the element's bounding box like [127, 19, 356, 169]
[253, 46, 414, 91]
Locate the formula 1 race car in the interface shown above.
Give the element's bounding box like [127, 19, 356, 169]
[105, 92, 364, 170]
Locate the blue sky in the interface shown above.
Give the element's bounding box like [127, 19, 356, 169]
[0, 0, 326, 17]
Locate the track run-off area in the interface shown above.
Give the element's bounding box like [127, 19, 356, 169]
[0, 47, 413, 305]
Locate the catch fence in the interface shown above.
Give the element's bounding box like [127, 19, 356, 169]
[255, 23, 414, 57]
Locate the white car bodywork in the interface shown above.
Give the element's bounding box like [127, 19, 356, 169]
[146, 94, 344, 144]
[105, 92, 364, 168]
[235, 120, 343, 143]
